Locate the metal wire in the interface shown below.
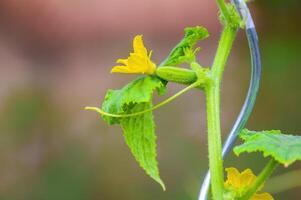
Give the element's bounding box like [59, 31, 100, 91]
[197, 0, 262, 199]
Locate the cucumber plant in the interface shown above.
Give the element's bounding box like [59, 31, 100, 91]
[86, 0, 301, 199]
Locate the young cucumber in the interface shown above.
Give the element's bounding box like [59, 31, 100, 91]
[156, 66, 197, 85]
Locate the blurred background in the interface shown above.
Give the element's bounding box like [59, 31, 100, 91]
[0, 0, 300, 199]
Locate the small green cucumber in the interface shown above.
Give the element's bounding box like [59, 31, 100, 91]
[156, 66, 197, 84]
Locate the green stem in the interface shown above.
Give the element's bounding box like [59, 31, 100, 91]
[216, 0, 231, 24]
[205, 25, 237, 200]
[239, 159, 279, 200]
[205, 85, 224, 200]
[211, 26, 237, 81]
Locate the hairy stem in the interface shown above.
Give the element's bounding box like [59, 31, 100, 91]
[205, 25, 237, 200]
[239, 159, 279, 200]
[205, 85, 224, 200]
[216, 0, 231, 24]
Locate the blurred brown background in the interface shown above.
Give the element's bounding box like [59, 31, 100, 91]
[0, 0, 300, 199]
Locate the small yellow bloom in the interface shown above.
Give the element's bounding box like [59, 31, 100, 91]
[111, 35, 156, 75]
[225, 167, 256, 190]
[225, 167, 274, 200]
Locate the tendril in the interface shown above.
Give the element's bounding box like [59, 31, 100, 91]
[85, 80, 200, 118]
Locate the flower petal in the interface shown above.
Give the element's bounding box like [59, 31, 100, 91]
[133, 35, 147, 55]
[111, 66, 132, 73]
[251, 193, 274, 200]
[116, 59, 128, 65]
[240, 169, 257, 188]
[225, 167, 241, 188]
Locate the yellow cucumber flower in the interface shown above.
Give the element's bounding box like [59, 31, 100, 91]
[225, 167, 274, 200]
[111, 35, 156, 75]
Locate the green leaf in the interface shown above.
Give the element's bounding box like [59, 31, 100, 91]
[121, 103, 165, 190]
[234, 129, 301, 166]
[101, 75, 166, 189]
[102, 76, 166, 125]
[160, 26, 209, 66]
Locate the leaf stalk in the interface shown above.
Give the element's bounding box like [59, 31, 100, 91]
[239, 159, 279, 200]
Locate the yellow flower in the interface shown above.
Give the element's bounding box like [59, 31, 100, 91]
[111, 35, 156, 75]
[225, 167, 274, 200]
